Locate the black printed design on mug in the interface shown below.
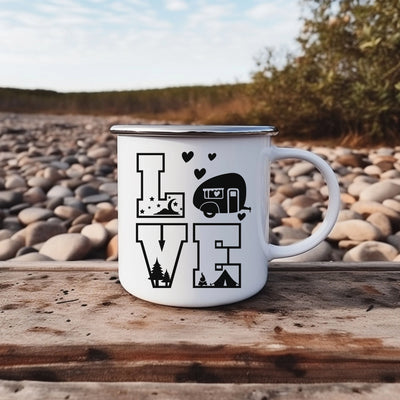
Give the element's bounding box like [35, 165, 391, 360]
[137, 153, 184, 218]
[194, 168, 206, 179]
[193, 173, 251, 219]
[193, 223, 241, 288]
[182, 151, 194, 162]
[136, 224, 188, 288]
[135, 152, 247, 291]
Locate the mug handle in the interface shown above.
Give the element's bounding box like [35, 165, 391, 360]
[261, 145, 341, 261]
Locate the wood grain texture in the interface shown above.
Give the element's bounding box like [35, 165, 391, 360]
[1, 380, 400, 400]
[0, 262, 399, 384]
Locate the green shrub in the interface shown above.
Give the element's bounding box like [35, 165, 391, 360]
[250, 0, 400, 144]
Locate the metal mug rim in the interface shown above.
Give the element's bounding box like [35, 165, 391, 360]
[110, 124, 279, 137]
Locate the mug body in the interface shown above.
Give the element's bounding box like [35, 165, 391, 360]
[116, 129, 273, 307]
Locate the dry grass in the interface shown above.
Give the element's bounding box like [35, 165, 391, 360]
[134, 94, 253, 125]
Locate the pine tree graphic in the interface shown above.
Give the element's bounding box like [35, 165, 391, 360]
[149, 258, 164, 287]
[162, 269, 171, 287]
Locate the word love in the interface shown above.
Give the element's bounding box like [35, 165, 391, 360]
[135, 152, 250, 289]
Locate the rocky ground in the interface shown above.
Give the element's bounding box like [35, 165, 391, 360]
[0, 112, 400, 263]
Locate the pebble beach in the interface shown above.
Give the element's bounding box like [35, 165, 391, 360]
[1, 112, 400, 263]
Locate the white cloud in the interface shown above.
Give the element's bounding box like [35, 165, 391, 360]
[47, 0, 83, 7]
[164, 0, 188, 11]
[246, 3, 280, 20]
[185, 2, 234, 34]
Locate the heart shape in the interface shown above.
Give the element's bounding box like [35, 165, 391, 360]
[182, 151, 194, 163]
[208, 153, 216, 161]
[238, 213, 246, 221]
[213, 190, 221, 197]
[194, 168, 206, 179]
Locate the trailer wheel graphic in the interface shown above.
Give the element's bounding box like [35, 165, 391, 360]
[200, 202, 220, 218]
[193, 173, 251, 217]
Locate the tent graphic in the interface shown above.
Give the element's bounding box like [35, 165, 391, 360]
[213, 269, 238, 288]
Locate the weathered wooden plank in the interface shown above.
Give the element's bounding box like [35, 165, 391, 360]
[0, 260, 118, 272]
[1, 260, 399, 272]
[0, 263, 399, 383]
[270, 261, 400, 272]
[1, 381, 400, 400]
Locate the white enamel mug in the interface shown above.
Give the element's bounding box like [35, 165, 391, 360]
[111, 125, 340, 307]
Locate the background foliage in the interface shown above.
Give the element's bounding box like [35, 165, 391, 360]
[251, 0, 400, 144]
[1, 0, 399, 144]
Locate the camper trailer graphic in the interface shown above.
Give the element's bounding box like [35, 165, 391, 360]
[193, 173, 251, 218]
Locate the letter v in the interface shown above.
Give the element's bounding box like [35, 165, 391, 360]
[136, 224, 188, 288]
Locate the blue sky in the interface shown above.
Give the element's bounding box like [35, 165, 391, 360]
[0, 0, 302, 92]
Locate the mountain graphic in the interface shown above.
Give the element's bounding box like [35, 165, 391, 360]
[154, 198, 180, 215]
[154, 208, 179, 215]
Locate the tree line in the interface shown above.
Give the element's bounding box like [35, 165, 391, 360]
[0, 84, 251, 125]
